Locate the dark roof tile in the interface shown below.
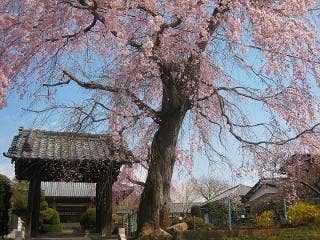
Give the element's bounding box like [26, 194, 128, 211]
[5, 128, 132, 163]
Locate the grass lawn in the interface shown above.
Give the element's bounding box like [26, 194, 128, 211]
[183, 225, 320, 240]
[223, 227, 320, 240]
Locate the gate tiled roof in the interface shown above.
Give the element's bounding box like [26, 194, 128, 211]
[5, 127, 130, 162]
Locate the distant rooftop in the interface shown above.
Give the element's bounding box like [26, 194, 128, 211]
[170, 202, 203, 214]
[41, 181, 134, 200]
[41, 182, 96, 198]
[201, 184, 252, 206]
[242, 177, 286, 202]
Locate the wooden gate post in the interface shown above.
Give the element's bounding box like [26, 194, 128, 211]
[96, 180, 103, 234]
[26, 176, 41, 238]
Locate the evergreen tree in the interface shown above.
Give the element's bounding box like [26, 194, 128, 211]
[0, 174, 12, 238]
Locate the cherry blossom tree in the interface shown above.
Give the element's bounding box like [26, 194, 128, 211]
[171, 179, 201, 213]
[1, 0, 320, 235]
[281, 154, 320, 198]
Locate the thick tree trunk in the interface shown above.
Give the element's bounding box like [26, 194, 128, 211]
[137, 106, 187, 233]
[137, 57, 199, 236]
[96, 175, 113, 236]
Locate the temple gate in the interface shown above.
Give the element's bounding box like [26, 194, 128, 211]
[4, 127, 133, 238]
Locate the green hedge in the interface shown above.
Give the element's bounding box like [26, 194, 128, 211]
[40, 200, 49, 211]
[41, 208, 60, 225]
[80, 208, 96, 232]
[0, 174, 12, 237]
[39, 208, 62, 233]
[80, 208, 124, 233]
[206, 202, 227, 220]
[191, 205, 202, 217]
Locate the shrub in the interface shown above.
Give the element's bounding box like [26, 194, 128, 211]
[40, 200, 49, 211]
[185, 216, 205, 230]
[39, 208, 62, 233]
[255, 210, 276, 227]
[11, 180, 59, 232]
[206, 202, 227, 220]
[231, 204, 246, 220]
[80, 208, 96, 232]
[169, 217, 182, 226]
[0, 174, 12, 237]
[112, 214, 125, 233]
[191, 205, 202, 217]
[287, 201, 320, 226]
[40, 192, 49, 211]
[81, 208, 127, 233]
[41, 208, 60, 225]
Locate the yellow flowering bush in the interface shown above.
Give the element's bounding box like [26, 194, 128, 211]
[287, 201, 320, 226]
[256, 210, 277, 227]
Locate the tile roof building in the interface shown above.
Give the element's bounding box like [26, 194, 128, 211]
[4, 127, 133, 237]
[6, 128, 118, 161]
[201, 184, 252, 206]
[170, 202, 203, 216]
[241, 178, 286, 204]
[200, 184, 251, 225]
[4, 127, 133, 182]
[41, 182, 96, 198]
[241, 178, 287, 217]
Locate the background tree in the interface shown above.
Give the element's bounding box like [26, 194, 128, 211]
[10, 181, 61, 233]
[11, 181, 29, 223]
[1, 0, 320, 234]
[0, 174, 12, 238]
[280, 154, 320, 199]
[206, 202, 227, 225]
[172, 179, 201, 214]
[194, 176, 229, 201]
[190, 205, 202, 217]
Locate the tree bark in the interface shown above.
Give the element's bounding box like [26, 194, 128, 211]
[96, 175, 113, 236]
[137, 57, 199, 235]
[137, 104, 187, 232]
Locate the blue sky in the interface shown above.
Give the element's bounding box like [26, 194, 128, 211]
[0, 44, 277, 187]
[0, 92, 31, 179]
[0, 81, 93, 179]
[0, 87, 259, 186]
[0, 47, 306, 188]
[0, 21, 288, 188]
[0, 50, 263, 187]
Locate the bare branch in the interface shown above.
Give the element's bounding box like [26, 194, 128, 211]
[197, 110, 224, 146]
[216, 93, 320, 146]
[43, 71, 161, 123]
[127, 176, 145, 187]
[194, 176, 230, 201]
[300, 181, 320, 195]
